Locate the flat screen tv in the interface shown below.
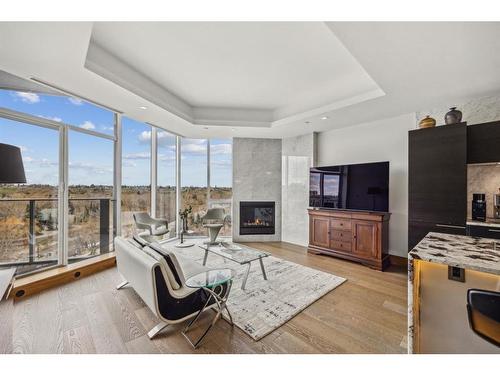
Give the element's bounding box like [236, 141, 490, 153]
[309, 161, 389, 212]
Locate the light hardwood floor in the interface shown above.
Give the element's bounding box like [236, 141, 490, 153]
[0, 242, 408, 354]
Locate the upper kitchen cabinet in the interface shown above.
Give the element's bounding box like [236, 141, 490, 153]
[409, 123, 467, 226]
[467, 120, 500, 164]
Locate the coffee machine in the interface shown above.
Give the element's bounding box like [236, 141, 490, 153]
[472, 193, 486, 221]
[494, 194, 500, 219]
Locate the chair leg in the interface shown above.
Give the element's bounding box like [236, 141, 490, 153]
[148, 322, 169, 339]
[116, 281, 129, 290]
[208, 226, 222, 244]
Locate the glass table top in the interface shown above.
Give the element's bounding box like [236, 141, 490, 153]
[185, 268, 235, 289]
[199, 242, 270, 264]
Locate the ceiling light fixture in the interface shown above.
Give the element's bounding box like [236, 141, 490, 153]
[321, 116, 329, 120]
[139, 106, 148, 110]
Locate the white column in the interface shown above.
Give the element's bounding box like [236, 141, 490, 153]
[176, 136, 181, 236]
[150, 126, 157, 217]
[114, 113, 122, 236]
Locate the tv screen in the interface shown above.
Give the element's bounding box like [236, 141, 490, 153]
[309, 161, 389, 212]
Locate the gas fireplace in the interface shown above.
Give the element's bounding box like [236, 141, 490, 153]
[239, 201, 275, 235]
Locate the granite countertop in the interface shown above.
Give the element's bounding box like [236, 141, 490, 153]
[409, 232, 500, 275]
[466, 220, 500, 228]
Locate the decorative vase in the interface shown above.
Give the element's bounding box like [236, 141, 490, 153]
[445, 107, 463, 125]
[419, 115, 436, 129]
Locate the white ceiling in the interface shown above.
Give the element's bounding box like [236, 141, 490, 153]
[1, 22, 500, 138]
[87, 22, 382, 127]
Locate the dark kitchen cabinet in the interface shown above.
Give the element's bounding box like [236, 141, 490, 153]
[408, 123, 467, 250]
[467, 121, 500, 164]
[408, 220, 466, 250]
[467, 225, 500, 240]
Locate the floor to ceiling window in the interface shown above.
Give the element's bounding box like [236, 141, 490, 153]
[0, 117, 60, 274]
[121, 117, 151, 237]
[68, 131, 114, 261]
[156, 130, 177, 238]
[0, 71, 235, 277]
[181, 138, 208, 236]
[209, 139, 232, 236]
[0, 78, 117, 274]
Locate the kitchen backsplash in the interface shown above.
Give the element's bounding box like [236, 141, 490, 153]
[467, 164, 500, 219]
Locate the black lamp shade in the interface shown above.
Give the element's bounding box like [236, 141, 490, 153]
[0, 143, 27, 183]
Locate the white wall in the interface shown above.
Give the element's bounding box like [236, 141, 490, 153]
[282, 133, 316, 246]
[317, 113, 415, 258]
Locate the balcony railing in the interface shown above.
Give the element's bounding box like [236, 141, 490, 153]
[0, 197, 115, 275]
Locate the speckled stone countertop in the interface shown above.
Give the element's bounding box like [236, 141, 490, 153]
[408, 232, 500, 353]
[409, 232, 500, 275]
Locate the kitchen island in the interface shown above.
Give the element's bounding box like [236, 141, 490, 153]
[408, 232, 500, 353]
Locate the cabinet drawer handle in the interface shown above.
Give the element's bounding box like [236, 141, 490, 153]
[435, 224, 466, 229]
[488, 229, 500, 233]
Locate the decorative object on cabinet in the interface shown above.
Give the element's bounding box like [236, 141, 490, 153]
[308, 208, 391, 271]
[419, 115, 436, 129]
[445, 107, 463, 125]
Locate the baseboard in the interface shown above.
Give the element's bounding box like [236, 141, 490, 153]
[389, 255, 408, 267]
[9, 253, 116, 301]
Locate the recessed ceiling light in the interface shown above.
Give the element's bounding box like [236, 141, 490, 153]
[321, 116, 329, 120]
[231, 128, 236, 131]
[139, 106, 148, 110]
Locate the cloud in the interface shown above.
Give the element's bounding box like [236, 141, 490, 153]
[23, 156, 34, 163]
[122, 160, 137, 168]
[158, 154, 176, 162]
[123, 152, 150, 160]
[68, 97, 83, 106]
[80, 121, 96, 130]
[68, 161, 112, 175]
[138, 130, 175, 148]
[181, 143, 207, 155]
[39, 158, 58, 167]
[211, 160, 232, 167]
[210, 143, 232, 155]
[38, 115, 62, 122]
[14, 91, 40, 103]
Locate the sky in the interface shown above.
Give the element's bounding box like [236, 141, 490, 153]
[0, 89, 232, 187]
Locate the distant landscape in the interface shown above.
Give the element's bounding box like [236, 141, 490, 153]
[0, 184, 232, 270]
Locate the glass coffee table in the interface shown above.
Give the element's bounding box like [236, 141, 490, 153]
[199, 242, 270, 290]
[182, 268, 235, 349]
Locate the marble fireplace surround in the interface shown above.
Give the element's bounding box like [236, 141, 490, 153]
[232, 137, 282, 242]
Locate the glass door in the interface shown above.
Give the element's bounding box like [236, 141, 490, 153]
[68, 130, 114, 263]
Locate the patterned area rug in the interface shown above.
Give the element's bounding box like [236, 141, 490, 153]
[163, 239, 346, 341]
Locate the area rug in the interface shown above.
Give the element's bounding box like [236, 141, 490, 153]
[163, 239, 346, 341]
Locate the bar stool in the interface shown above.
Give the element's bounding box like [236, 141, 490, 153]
[467, 289, 500, 347]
